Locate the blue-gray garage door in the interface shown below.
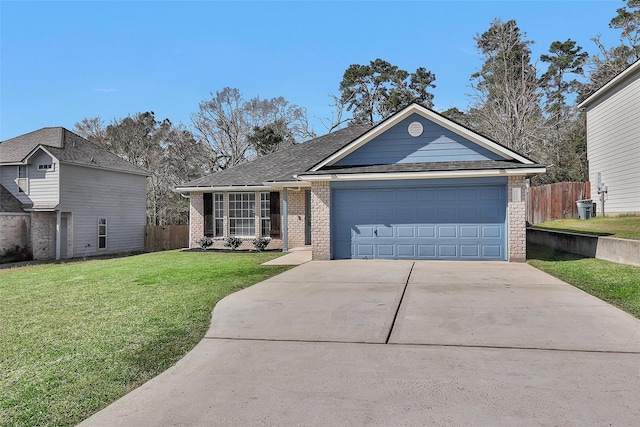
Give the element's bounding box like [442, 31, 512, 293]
[332, 180, 507, 260]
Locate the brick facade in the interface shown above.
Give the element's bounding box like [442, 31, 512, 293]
[0, 213, 31, 254]
[508, 176, 527, 262]
[286, 189, 307, 248]
[189, 192, 205, 248]
[31, 212, 55, 260]
[311, 182, 331, 260]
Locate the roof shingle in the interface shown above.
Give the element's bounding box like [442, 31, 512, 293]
[0, 127, 148, 175]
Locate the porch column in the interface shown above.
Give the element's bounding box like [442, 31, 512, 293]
[282, 188, 288, 252]
[55, 210, 61, 260]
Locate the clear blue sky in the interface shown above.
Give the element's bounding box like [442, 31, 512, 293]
[0, 0, 625, 140]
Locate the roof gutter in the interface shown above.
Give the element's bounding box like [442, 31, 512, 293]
[296, 167, 546, 182]
[173, 185, 277, 193]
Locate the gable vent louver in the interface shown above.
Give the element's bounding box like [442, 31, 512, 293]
[408, 121, 423, 137]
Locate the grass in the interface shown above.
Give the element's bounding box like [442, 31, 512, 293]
[527, 244, 640, 319]
[533, 214, 640, 240]
[0, 250, 291, 427]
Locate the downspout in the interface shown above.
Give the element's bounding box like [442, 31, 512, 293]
[55, 210, 61, 260]
[282, 188, 288, 252]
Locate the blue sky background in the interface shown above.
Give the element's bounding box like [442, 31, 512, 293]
[0, 0, 626, 140]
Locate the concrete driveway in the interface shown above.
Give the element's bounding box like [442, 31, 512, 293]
[81, 261, 640, 426]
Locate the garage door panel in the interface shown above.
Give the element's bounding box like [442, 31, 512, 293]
[398, 245, 416, 257]
[439, 245, 458, 257]
[332, 183, 506, 260]
[377, 245, 394, 257]
[482, 245, 502, 258]
[377, 226, 394, 238]
[397, 226, 415, 238]
[438, 226, 457, 238]
[418, 226, 436, 238]
[460, 245, 480, 257]
[460, 226, 479, 238]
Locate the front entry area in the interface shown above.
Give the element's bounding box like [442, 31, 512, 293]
[331, 179, 507, 260]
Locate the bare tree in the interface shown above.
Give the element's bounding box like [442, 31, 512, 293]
[468, 19, 545, 157]
[191, 87, 314, 170]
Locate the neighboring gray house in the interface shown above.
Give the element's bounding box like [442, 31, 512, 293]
[578, 59, 640, 215]
[176, 104, 546, 261]
[0, 127, 148, 260]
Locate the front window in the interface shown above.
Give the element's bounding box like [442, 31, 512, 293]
[229, 193, 255, 236]
[261, 192, 270, 236]
[98, 218, 107, 249]
[214, 193, 224, 237]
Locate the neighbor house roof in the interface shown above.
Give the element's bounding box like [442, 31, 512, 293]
[0, 127, 148, 176]
[578, 58, 640, 109]
[0, 183, 24, 212]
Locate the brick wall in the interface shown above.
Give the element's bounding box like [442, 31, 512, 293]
[287, 189, 307, 248]
[189, 192, 204, 248]
[508, 176, 527, 262]
[0, 213, 30, 253]
[311, 182, 331, 260]
[31, 212, 55, 260]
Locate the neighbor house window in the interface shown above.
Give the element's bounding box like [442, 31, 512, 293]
[98, 218, 107, 249]
[214, 193, 224, 237]
[261, 192, 270, 236]
[38, 164, 54, 170]
[17, 165, 28, 193]
[229, 193, 255, 236]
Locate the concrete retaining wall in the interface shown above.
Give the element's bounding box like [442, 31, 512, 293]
[527, 228, 640, 267]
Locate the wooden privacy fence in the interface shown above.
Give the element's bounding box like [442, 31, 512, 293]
[526, 182, 591, 225]
[145, 225, 189, 252]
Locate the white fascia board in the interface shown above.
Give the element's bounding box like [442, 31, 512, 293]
[24, 145, 60, 164]
[310, 104, 533, 171]
[263, 180, 311, 188]
[300, 167, 546, 182]
[578, 59, 640, 109]
[173, 185, 276, 193]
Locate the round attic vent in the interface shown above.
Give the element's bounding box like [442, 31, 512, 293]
[408, 121, 423, 137]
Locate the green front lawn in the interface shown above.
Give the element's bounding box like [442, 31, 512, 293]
[527, 244, 640, 319]
[0, 251, 291, 426]
[534, 214, 640, 240]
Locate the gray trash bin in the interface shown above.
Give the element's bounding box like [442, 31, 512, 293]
[576, 199, 592, 220]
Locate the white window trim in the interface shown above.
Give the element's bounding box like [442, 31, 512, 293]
[228, 192, 256, 237]
[38, 163, 54, 171]
[98, 218, 107, 249]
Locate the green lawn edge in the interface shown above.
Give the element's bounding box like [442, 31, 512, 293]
[0, 250, 292, 426]
[527, 244, 640, 319]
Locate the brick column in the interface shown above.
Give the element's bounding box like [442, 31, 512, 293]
[311, 182, 331, 260]
[190, 192, 204, 248]
[508, 176, 526, 262]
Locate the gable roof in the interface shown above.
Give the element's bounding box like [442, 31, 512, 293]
[578, 58, 640, 109]
[177, 103, 545, 191]
[0, 127, 148, 176]
[311, 103, 535, 171]
[0, 183, 24, 212]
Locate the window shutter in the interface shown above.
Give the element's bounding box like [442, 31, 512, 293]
[203, 193, 213, 237]
[269, 191, 281, 237]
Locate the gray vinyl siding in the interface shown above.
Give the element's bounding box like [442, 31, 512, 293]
[59, 163, 146, 257]
[586, 70, 640, 214]
[0, 151, 59, 206]
[334, 114, 503, 166]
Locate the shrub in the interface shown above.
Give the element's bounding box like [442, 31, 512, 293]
[0, 245, 33, 264]
[252, 237, 270, 251]
[199, 236, 213, 249]
[224, 236, 243, 250]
